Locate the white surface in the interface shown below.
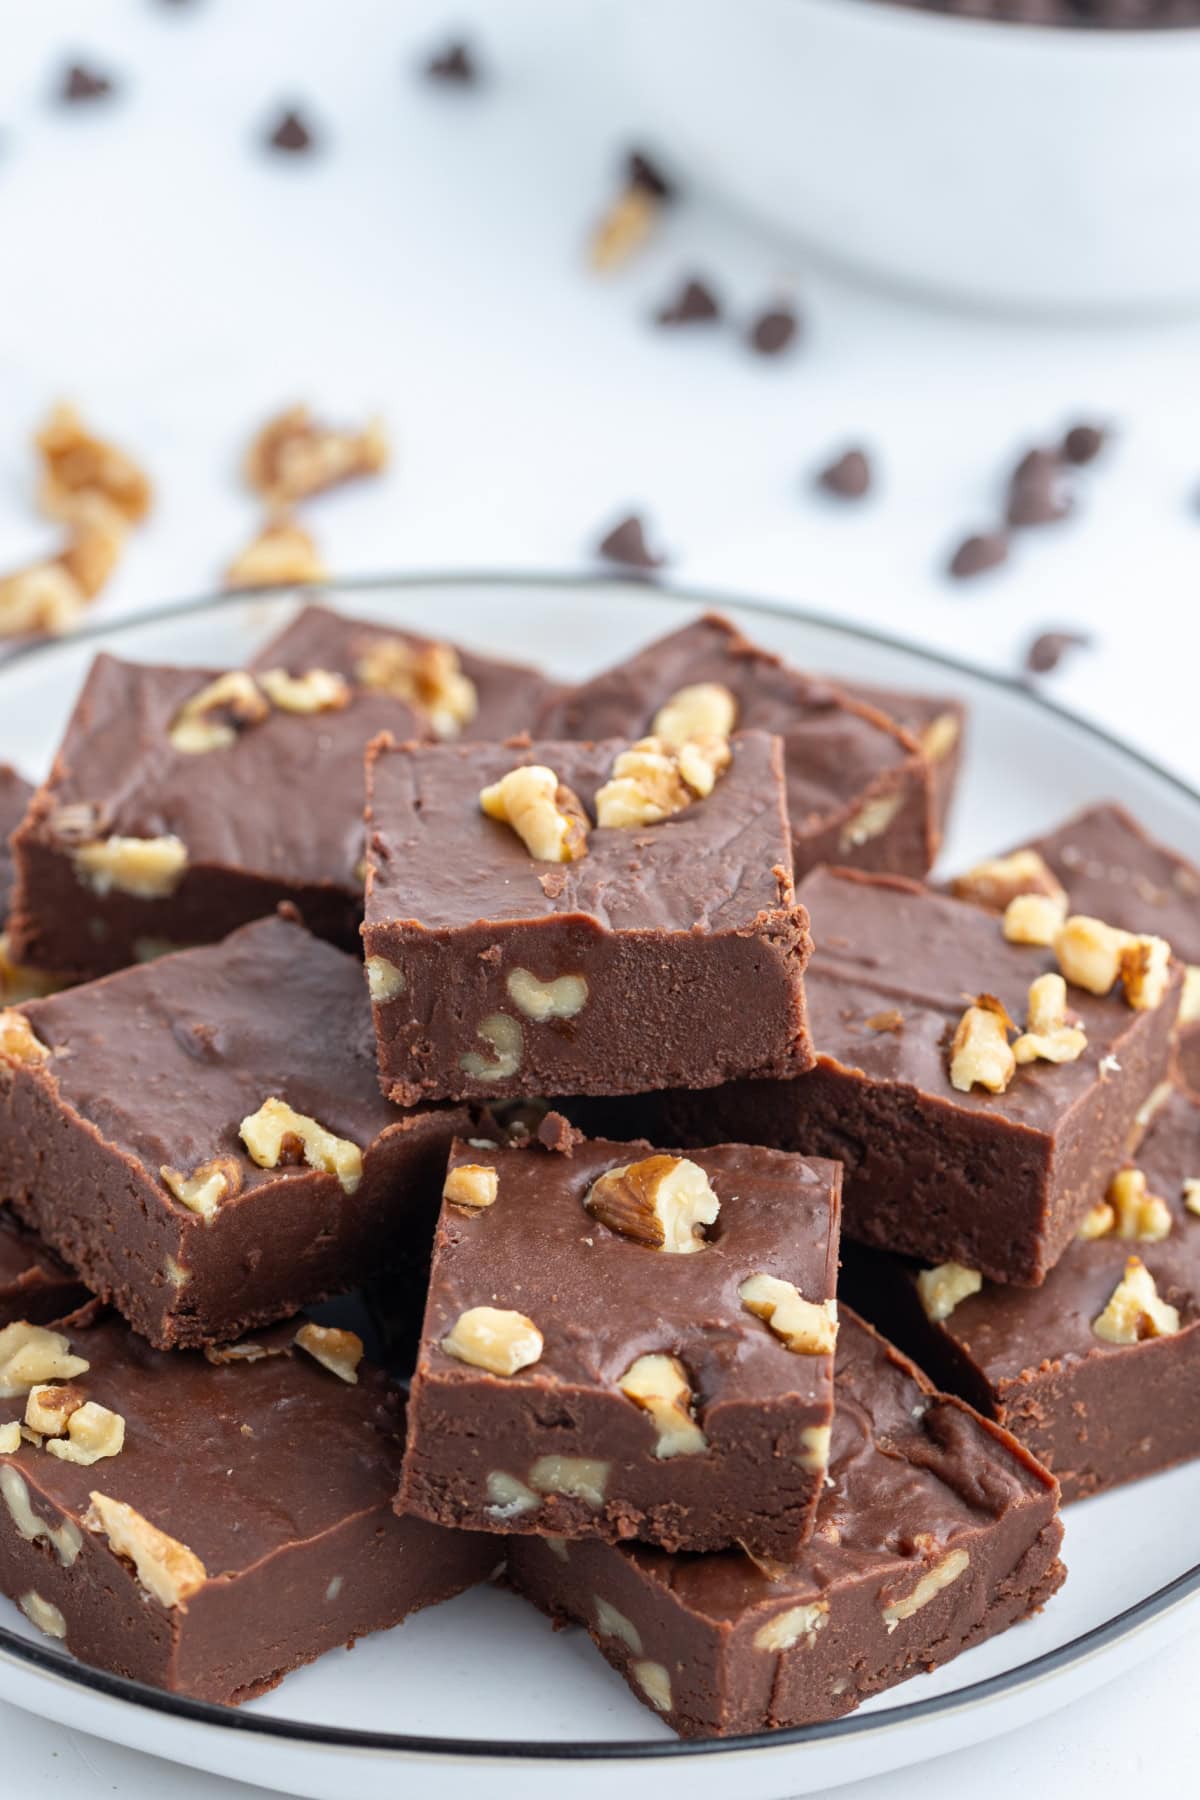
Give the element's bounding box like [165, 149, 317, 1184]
[0, 1, 1197, 1793]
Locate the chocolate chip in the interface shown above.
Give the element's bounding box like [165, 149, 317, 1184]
[626, 149, 674, 202]
[1025, 630, 1091, 675]
[655, 277, 721, 327]
[748, 305, 799, 357]
[267, 108, 315, 154]
[596, 514, 664, 571]
[1006, 447, 1072, 527]
[1061, 422, 1107, 466]
[425, 40, 479, 84]
[59, 62, 114, 103]
[947, 531, 1008, 580]
[816, 448, 872, 500]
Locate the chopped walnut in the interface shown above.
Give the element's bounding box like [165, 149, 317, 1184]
[753, 1601, 828, 1652]
[1012, 972, 1088, 1066]
[1105, 1168, 1173, 1242]
[1004, 892, 1068, 948]
[632, 1660, 672, 1713]
[226, 517, 326, 589]
[485, 1469, 539, 1520]
[59, 493, 128, 600]
[1077, 1202, 1116, 1241]
[202, 1341, 286, 1366]
[1, 1465, 82, 1565]
[584, 1155, 719, 1253]
[258, 666, 351, 714]
[594, 1596, 643, 1653]
[883, 1548, 970, 1630]
[459, 1012, 524, 1081]
[24, 1383, 85, 1436]
[0, 559, 88, 639]
[594, 734, 730, 828]
[949, 998, 1016, 1094]
[36, 402, 152, 526]
[44, 1401, 125, 1466]
[239, 1097, 363, 1194]
[916, 1263, 983, 1322]
[0, 1010, 50, 1068]
[528, 1455, 609, 1505]
[1093, 1256, 1180, 1343]
[920, 712, 960, 764]
[73, 834, 188, 899]
[365, 955, 406, 1002]
[85, 1491, 207, 1609]
[1184, 1179, 1200, 1217]
[244, 404, 388, 508]
[865, 1009, 904, 1033]
[1055, 914, 1131, 995]
[618, 1353, 707, 1458]
[441, 1306, 543, 1376]
[160, 1155, 244, 1224]
[589, 182, 660, 272]
[651, 681, 737, 748]
[505, 967, 588, 1022]
[739, 1274, 838, 1354]
[952, 850, 1067, 911]
[356, 635, 477, 738]
[839, 791, 903, 852]
[1181, 966, 1200, 1025]
[294, 1322, 364, 1384]
[0, 1422, 20, 1455]
[1120, 934, 1172, 1011]
[0, 935, 63, 1005]
[443, 1164, 499, 1209]
[19, 1591, 66, 1640]
[0, 1323, 89, 1399]
[479, 765, 589, 862]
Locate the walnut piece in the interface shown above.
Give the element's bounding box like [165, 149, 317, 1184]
[1183, 1178, 1200, 1217]
[356, 635, 477, 739]
[1077, 1203, 1116, 1241]
[739, 1274, 838, 1354]
[1104, 1168, 1173, 1243]
[916, 1262, 983, 1322]
[651, 681, 737, 748]
[1055, 915, 1130, 995]
[480, 765, 589, 862]
[59, 493, 128, 600]
[73, 834, 188, 899]
[365, 955, 406, 1002]
[589, 183, 660, 272]
[36, 401, 152, 526]
[1092, 1256, 1180, 1344]
[460, 1012, 524, 1081]
[1120, 934, 1172, 1012]
[0, 1323, 89, 1399]
[160, 1155, 244, 1224]
[0, 560, 88, 639]
[920, 712, 960, 764]
[294, 1322, 364, 1384]
[0, 1422, 20, 1455]
[949, 998, 1016, 1094]
[443, 1164, 499, 1209]
[239, 1097, 363, 1194]
[1181, 965, 1200, 1025]
[632, 1660, 672, 1713]
[85, 1491, 207, 1610]
[169, 671, 270, 755]
[1012, 972, 1088, 1066]
[594, 1596, 643, 1653]
[226, 518, 327, 589]
[528, 1455, 610, 1506]
[1004, 892, 1068, 947]
[753, 1601, 829, 1652]
[24, 1383, 85, 1436]
[883, 1548, 970, 1630]
[584, 1155, 719, 1253]
[594, 734, 730, 828]
[485, 1469, 540, 1520]
[952, 850, 1067, 911]
[0, 1010, 50, 1068]
[618, 1353, 708, 1458]
[44, 1401, 125, 1466]
[1, 1465, 82, 1565]
[799, 1424, 831, 1473]
[441, 1306, 543, 1375]
[258, 666, 351, 714]
[244, 404, 388, 509]
[505, 968, 588, 1022]
[19, 1591, 66, 1640]
[839, 790, 903, 852]
[0, 934, 64, 1005]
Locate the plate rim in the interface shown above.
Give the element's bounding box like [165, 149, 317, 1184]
[1, 566, 1198, 1764]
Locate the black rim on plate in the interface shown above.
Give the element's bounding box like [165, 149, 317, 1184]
[0, 568, 1198, 1762]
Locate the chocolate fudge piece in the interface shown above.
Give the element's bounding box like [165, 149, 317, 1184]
[661, 867, 1183, 1285]
[0, 768, 58, 1005]
[400, 1131, 841, 1560]
[846, 1084, 1200, 1502]
[537, 613, 937, 880]
[507, 1310, 1064, 1738]
[836, 681, 966, 851]
[0, 1308, 495, 1702]
[0, 1212, 87, 1328]
[363, 730, 813, 1104]
[0, 914, 467, 1348]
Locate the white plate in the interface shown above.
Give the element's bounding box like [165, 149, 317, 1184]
[0, 574, 1198, 1800]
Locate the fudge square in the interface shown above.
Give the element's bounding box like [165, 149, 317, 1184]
[836, 679, 966, 852]
[0, 1307, 495, 1702]
[0, 913, 468, 1349]
[661, 867, 1183, 1286]
[506, 1309, 1064, 1738]
[363, 729, 813, 1105]
[399, 1129, 842, 1561]
[536, 612, 937, 880]
[846, 1082, 1200, 1503]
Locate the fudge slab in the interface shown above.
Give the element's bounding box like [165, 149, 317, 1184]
[0, 914, 467, 1348]
[507, 1310, 1064, 1738]
[662, 867, 1183, 1285]
[363, 730, 813, 1105]
[0, 1211, 87, 1328]
[536, 612, 937, 880]
[836, 680, 966, 851]
[401, 1131, 841, 1560]
[846, 1084, 1200, 1502]
[0, 1308, 495, 1703]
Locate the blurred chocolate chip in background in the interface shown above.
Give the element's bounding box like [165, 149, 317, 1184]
[1061, 422, 1108, 466]
[1006, 447, 1073, 527]
[816, 447, 872, 500]
[424, 40, 480, 85]
[59, 62, 115, 104]
[1025, 630, 1092, 675]
[948, 530, 1009, 580]
[655, 277, 721, 327]
[267, 108, 316, 154]
[596, 513, 665, 571]
[748, 303, 799, 357]
[626, 148, 675, 203]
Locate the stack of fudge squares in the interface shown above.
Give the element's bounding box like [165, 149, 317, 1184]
[0, 600, 1195, 1735]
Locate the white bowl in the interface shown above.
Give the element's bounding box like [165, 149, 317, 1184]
[620, 0, 1200, 314]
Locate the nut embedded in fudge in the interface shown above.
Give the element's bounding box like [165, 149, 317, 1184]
[363, 730, 813, 1104]
[0, 914, 468, 1348]
[660, 867, 1183, 1286]
[0, 1306, 495, 1703]
[536, 611, 937, 881]
[845, 1081, 1200, 1503]
[505, 1309, 1064, 1738]
[834, 680, 966, 853]
[398, 1130, 842, 1561]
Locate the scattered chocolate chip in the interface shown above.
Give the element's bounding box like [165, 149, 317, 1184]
[748, 304, 799, 357]
[655, 277, 721, 327]
[1025, 630, 1091, 675]
[1061, 422, 1107, 466]
[425, 40, 479, 84]
[1006, 447, 1072, 527]
[626, 149, 674, 202]
[596, 513, 664, 571]
[59, 62, 115, 104]
[816, 448, 872, 500]
[266, 108, 315, 154]
[947, 530, 1008, 581]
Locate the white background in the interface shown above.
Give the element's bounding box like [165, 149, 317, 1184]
[1, 0, 1198, 1792]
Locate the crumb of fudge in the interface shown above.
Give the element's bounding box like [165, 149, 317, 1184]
[225, 517, 326, 589]
[916, 1262, 982, 1322]
[355, 634, 477, 737]
[953, 849, 1067, 911]
[1092, 1256, 1179, 1344]
[618, 1353, 707, 1458]
[45, 1400, 125, 1465]
[73, 833, 189, 899]
[294, 1323, 363, 1384]
[239, 1097, 363, 1194]
[245, 404, 387, 508]
[1012, 972, 1088, 1066]
[0, 1010, 51, 1067]
[584, 1154, 720, 1253]
[36, 402, 152, 527]
[160, 1156, 244, 1223]
[168, 670, 269, 753]
[949, 998, 1016, 1094]
[739, 1273, 838, 1354]
[1004, 892, 1068, 947]
[441, 1305, 543, 1375]
[443, 1164, 499, 1209]
[85, 1491, 207, 1608]
[655, 276, 720, 327]
[0, 1323, 89, 1398]
[651, 681, 737, 747]
[534, 1110, 583, 1155]
[594, 734, 729, 827]
[257, 667, 350, 714]
[480, 764, 590, 862]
